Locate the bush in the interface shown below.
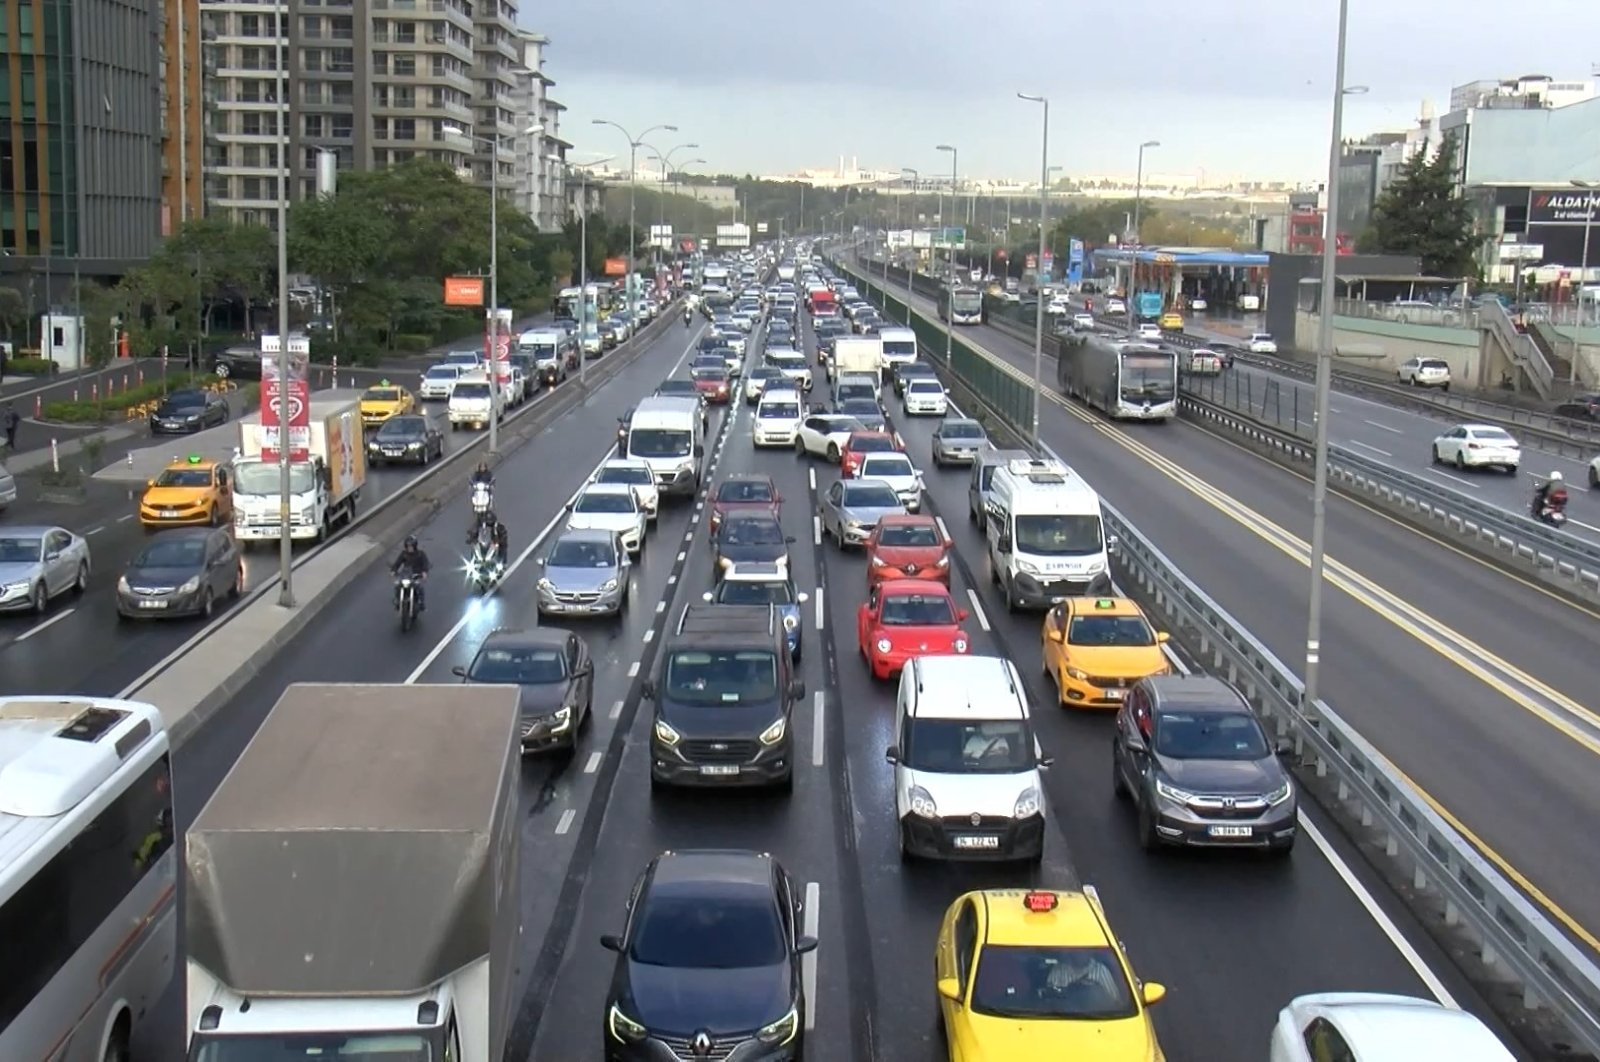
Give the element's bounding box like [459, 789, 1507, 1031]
[3, 357, 59, 376]
[392, 333, 434, 352]
[41, 372, 225, 422]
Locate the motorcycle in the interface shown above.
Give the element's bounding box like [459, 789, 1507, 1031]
[468, 525, 505, 593]
[1531, 488, 1569, 528]
[470, 480, 494, 517]
[396, 575, 420, 632]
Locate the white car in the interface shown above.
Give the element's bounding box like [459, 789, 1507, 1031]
[764, 349, 812, 390]
[752, 390, 804, 448]
[722, 331, 748, 356]
[1106, 297, 1126, 314]
[795, 412, 867, 460]
[1190, 296, 1208, 311]
[902, 378, 949, 416]
[1397, 356, 1452, 390]
[593, 458, 660, 520]
[447, 374, 496, 429]
[1269, 993, 1513, 1062]
[566, 483, 647, 554]
[1136, 322, 1162, 341]
[1247, 332, 1278, 354]
[418, 364, 464, 400]
[744, 367, 784, 405]
[1591, 453, 1600, 489]
[1045, 298, 1070, 316]
[1071, 312, 1095, 331]
[1431, 424, 1521, 473]
[857, 452, 923, 512]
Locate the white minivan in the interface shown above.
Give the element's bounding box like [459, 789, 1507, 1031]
[447, 372, 496, 430]
[984, 457, 1112, 610]
[752, 388, 804, 448]
[626, 396, 704, 498]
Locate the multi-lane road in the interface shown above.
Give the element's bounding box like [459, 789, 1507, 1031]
[120, 306, 1523, 1061]
[876, 270, 1600, 972]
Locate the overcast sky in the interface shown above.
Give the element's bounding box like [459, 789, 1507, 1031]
[524, 0, 1599, 184]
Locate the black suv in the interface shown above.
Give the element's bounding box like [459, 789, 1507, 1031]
[646, 604, 802, 793]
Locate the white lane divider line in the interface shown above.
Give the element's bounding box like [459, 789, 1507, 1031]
[812, 691, 825, 767]
[117, 513, 135, 523]
[935, 515, 949, 539]
[643, 628, 655, 643]
[814, 585, 825, 630]
[965, 588, 991, 632]
[677, 550, 687, 562]
[808, 466, 817, 491]
[1363, 419, 1404, 435]
[583, 751, 602, 774]
[16, 608, 75, 642]
[610, 698, 624, 720]
[628, 661, 640, 677]
[802, 882, 820, 1031]
[813, 515, 822, 546]
[554, 808, 576, 835]
[1347, 439, 1392, 458]
[656, 601, 666, 614]
[667, 574, 677, 586]
[86, 525, 105, 536]
[1428, 468, 1480, 489]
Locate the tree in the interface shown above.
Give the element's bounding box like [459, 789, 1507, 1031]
[1362, 135, 1477, 277]
[123, 217, 274, 345]
[0, 287, 25, 343]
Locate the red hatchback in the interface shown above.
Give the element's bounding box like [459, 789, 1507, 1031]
[692, 367, 731, 403]
[864, 514, 952, 586]
[710, 473, 783, 532]
[857, 579, 970, 681]
[840, 431, 901, 478]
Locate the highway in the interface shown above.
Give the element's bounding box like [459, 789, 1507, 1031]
[123, 304, 1520, 1062]
[878, 270, 1600, 966]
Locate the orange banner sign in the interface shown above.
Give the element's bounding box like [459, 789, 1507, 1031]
[444, 276, 485, 306]
[603, 257, 628, 277]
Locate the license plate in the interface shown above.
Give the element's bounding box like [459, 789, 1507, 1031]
[1208, 825, 1252, 838]
[138, 600, 168, 610]
[699, 765, 740, 777]
[1104, 688, 1125, 700]
[161, 509, 178, 518]
[383, 449, 405, 456]
[952, 835, 1000, 850]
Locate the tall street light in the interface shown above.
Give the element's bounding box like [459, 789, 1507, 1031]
[593, 120, 679, 314]
[665, 157, 706, 253]
[646, 142, 699, 265]
[1572, 179, 1598, 382]
[937, 145, 958, 364]
[1126, 139, 1160, 334]
[446, 122, 541, 456]
[273, 1, 292, 605]
[1019, 93, 1050, 446]
[549, 154, 613, 387]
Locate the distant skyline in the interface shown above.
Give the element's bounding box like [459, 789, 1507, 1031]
[525, 0, 1598, 184]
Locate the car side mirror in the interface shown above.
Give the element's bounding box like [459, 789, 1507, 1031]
[936, 977, 962, 1003]
[564, 503, 573, 511]
[957, 608, 969, 621]
[1157, 631, 1170, 643]
[796, 935, 819, 955]
[641, 679, 657, 700]
[797, 592, 809, 603]
[1107, 535, 1119, 550]
[997, 538, 1012, 555]
[146, 479, 155, 488]
[599, 934, 623, 953]
[884, 745, 899, 764]
[790, 680, 806, 699]
[1046, 628, 1065, 643]
[702, 591, 715, 602]
[451, 666, 467, 678]
[1142, 982, 1168, 1006]
[537, 557, 546, 566]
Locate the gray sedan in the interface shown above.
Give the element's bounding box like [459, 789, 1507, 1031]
[116, 527, 241, 620]
[818, 478, 906, 549]
[931, 418, 989, 466]
[0, 524, 92, 614]
[536, 528, 630, 618]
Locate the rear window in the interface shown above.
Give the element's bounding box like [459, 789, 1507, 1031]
[861, 456, 913, 478]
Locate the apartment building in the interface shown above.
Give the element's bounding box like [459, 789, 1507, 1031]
[161, 0, 206, 231]
[509, 30, 569, 232]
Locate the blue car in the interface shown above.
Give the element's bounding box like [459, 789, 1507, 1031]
[702, 561, 809, 661]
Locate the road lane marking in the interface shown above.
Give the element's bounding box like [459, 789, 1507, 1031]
[583, 751, 602, 774]
[627, 661, 640, 677]
[554, 808, 576, 835]
[116, 513, 134, 523]
[610, 698, 624, 719]
[808, 466, 816, 491]
[813, 515, 822, 546]
[655, 601, 666, 613]
[965, 588, 990, 632]
[1363, 418, 1404, 435]
[677, 550, 687, 561]
[666, 574, 676, 586]
[85, 525, 104, 536]
[16, 608, 75, 642]
[643, 628, 654, 643]
[1427, 468, 1480, 488]
[802, 882, 820, 1031]
[1347, 439, 1392, 458]
[814, 585, 825, 630]
[812, 691, 825, 768]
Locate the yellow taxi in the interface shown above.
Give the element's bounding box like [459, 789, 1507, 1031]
[936, 888, 1166, 1061]
[139, 455, 234, 529]
[359, 380, 415, 426]
[1158, 312, 1184, 331]
[1041, 597, 1170, 709]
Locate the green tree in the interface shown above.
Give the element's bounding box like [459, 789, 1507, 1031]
[123, 217, 274, 346]
[0, 287, 25, 343]
[1362, 135, 1477, 277]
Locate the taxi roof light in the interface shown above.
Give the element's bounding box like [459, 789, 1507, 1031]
[1023, 890, 1058, 913]
[186, 454, 203, 464]
[1094, 598, 1116, 609]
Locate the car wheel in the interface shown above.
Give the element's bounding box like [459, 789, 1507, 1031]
[31, 581, 48, 614]
[898, 822, 915, 863]
[230, 565, 244, 598]
[1431, 446, 1442, 465]
[73, 563, 89, 594]
[1454, 452, 1466, 470]
[826, 442, 840, 462]
[199, 587, 215, 619]
[1590, 466, 1599, 489]
[794, 436, 807, 457]
[215, 363, 231, 379]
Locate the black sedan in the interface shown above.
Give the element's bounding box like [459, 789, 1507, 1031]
[453, 627, 593, 752]
[366, 414, 444, 466]
[116, 527, 241, 621]
[149, 388, 230, 434]
[713, 511, 795, 579]
[601, 850, 813, 1061]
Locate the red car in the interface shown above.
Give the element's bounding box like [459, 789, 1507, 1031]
[840, 431, 901, 478]
[857, 579, 970, 681]
[865, 514, 952, 586]
[710, 472, 783, 532]
[692, 367, 732, 403]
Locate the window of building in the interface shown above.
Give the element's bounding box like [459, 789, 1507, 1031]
[303, 114, 326, 138]
[393, 119, 416, 141]
[393, 54, 416, 76]
[330, 116, 352, 139]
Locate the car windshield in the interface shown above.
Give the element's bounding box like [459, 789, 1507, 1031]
[364, 388, 401, 402]
[1014, 514, 1103, 557]
[663, 649, 779, 705]
[721, 518, 784, 545]
[752, 368, 782, 381]
[837, 385, 875, 403]
[767, 354, 803, 366]
[188, 1033, 433, 1061]
[575, 491, 635, 514]
[1067, 615, 1155, 647]
[861, 457, 913, 479]
[0, 537, 42, 562]
[942, 422, 983, 439]
[878, 524, 941, 547]
[759, 401, 800, 419]
[844, 483, 900, 509]
[630, 428, 692, 457]
[548, 537, 617, 568]
[850, 436, 895, 454]
[135, 538, 206, 568]
[717, 481, 775, 504]
[692, 368, 727, 382]
[657, 382, 696, 396]
[598, 466, 652, 486]
[841, 401, 881, 418]
[234, 463, 315, 494]
[629, 891, 786, 969]
[901, 718, 1033, 773]
[425, 367, 458, 379]
[469, 646, 566, 684]
[880, 593, 955, 626]
[718, 580, 793, 606]
[1154, 711, 1270, 760]
[453, 383, 492, 400]
[377, 418, 425, 439]
[970, 945, 1137, 1021]
[154, 469, 213, 487]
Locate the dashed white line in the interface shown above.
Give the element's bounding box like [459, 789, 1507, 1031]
[15, 608, 75, 642]
[934, 515, 950, 539]
[811, 691, 825, 767]
[802, 882, 820, 1031]
[116, 513, 135, 523]
[1363, 418, 1404, 435]
[655, 601, 666, 614]
[1428, 468, 1480, 488]
[583, 751, 603, 774]
[677, 550, 687, 561]
[610, 698, 624, 720]
[814, 585, 825, 630]
[965, 588, 990, 632]
[85, 525, 105, 536]
[554, 808, 576, 835]
[696, 500, 705, 511]
[643, 628, 655, 643]
[813, 515, 822, 546]
[808, 466, 816, 491]
[667, 574, 676, 586]
[628, 661, 640, 677]
[1347, 439, 1392, 458]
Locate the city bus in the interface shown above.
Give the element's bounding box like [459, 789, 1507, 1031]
[1055, 335, 1178, 421]
[0, 696, 176, 1062]
[938, 285, 985, 325]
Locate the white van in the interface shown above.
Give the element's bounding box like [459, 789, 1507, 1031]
[984, 457, 1112, 610]
[447, 372, 496, 430]
[752, 388, 804, 448]
[626, 396, 704, 498]
[886, 655, 1049, 863]
[879, 327, 918, 374]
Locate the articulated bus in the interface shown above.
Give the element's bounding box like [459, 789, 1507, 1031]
[0, 697, 176, 1062]
[938, 285, 986, 325]
[1055, 335, 1178, 420]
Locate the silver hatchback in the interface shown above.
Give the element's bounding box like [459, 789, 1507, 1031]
[536, 527, 630, 618]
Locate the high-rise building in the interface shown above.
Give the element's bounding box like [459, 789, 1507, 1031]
[510, 30, 568, 232]
[160, 0, 205, 231]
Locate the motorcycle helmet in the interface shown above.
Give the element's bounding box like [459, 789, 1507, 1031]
[1549, 470, 1564, 483]
[403, 535, 419, 551]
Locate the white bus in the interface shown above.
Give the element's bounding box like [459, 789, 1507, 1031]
[0, 697, 176, 1062]
[1056, 336, 1179, 421]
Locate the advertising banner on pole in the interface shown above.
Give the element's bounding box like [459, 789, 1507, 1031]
[1528, 188, 1600, 226]
[715, 224, 751, 249]
[1067, 238, 1085, 283]
[603, 257, 628, 276]
[259, 334, 311, 462]
[443, 276, 485, 306]
[484, 308, 512, 383]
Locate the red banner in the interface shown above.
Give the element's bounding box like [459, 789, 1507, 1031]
[261, 336, 310, 462]
[484, 310, 512, 384]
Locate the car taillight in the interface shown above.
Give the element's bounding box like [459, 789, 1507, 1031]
[1467, 442, 1480, 449]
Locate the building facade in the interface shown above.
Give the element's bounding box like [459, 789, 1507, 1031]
[160, 0, 205, 232]
[509, 30, 568, 233]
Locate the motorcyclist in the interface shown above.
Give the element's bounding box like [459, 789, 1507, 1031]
[391, 535, 431, 611]
[683, 306, 693, 328]
[468, 510, 510, 566]
[1533, 470, 1568, 518]
[470, 460, 494, 489]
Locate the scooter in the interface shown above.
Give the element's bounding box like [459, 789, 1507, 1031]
[1531, 487, 1569, 528]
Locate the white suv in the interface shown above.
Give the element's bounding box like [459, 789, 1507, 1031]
[886, 655, 1049, 863]
[1247, 333, 1278, 354]
[1397, 356, 1451, 390]
[752, 389, 804, 448]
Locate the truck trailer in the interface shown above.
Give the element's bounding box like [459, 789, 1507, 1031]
[233, 392, 366, 542]
[184, 683, 522, 1062]
[827, 336, 884, 383]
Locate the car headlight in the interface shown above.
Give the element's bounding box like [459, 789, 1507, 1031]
[179, 576, 201, 594]
[869, 555, 886, 567]
[550, 705, 573, 730]
[1084, 560, 1105, 574]
[1155, 779, 1198, 805]
[759, 718, 787, 746]
[756, 1006, 800, 1046]
[1013, 787, 1042, 818]
[1066, 666, 1089, 681]
[653, 719, 681, 746]
[407, 441, 423, 450]
[875, 637, 892, 654]
[600, 578, 619, 592]
[537, 578, 554, 592]
[1265, 781, 1294, 806]
[953, 638, 969, 653]
[1016, 559, 1041, 576]
[607, 1003, 647, 1043]
[367, 440, 381, 451]
[783, 612, 799, 631]
[116, 575, 131, 593]
[1, 580, 28, 594]
[936, 555, 950, 568]
[908, 785, 937, 818]
[718, 556, 733, 569]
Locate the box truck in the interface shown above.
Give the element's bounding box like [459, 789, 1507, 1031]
[233, 392, 365, 542]
[185, 683, 522, 1062]
[827, 335, 884, 383]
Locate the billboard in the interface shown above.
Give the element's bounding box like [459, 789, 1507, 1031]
[443, 276, 484, 306]
[484, 308, 512, 384]
[716, 223, 751, 249]
[603, 257, 627, 276]
[1067, 238, 1085, 283]
[931, 227, 966, 250]
[259, 335, 310, 463]
[678, 237, 699, 254]
[649, 224, 673, 250]
[756, 222, 769, 234]
[1528, 188, 1600, 226]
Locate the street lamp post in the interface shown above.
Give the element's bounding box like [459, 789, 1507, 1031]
[937, 145, 958, 364]
[1126, 140, 1160, 334]
[549, 155, 614, 387]
[593, 120, 679, 318]
[1573, 180, 1597, 383]
[1019, 93, 1050, 446]
[274, 2, 293, 605]
[643, 141, 698, 269]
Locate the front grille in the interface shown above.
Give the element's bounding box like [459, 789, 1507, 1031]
[941, 814, 1012, 830]
[658, 1033, 739, 1060]
[131, 586, 174, 596]
[553, 590, 602, 602]
[1088, 675, 1134, 689]
[1185, 795, 1270, 819]
[682, 738, 758, 763]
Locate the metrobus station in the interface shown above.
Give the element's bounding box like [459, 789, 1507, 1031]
[1090, 246, 1269, 312]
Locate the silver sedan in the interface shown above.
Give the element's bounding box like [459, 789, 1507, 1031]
[817, 478, 906, 549]
[0, 525, 92, 614]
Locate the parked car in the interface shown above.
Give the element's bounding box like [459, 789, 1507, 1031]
[149, 388, 230, 434]
[1397, 356, 1452, 390]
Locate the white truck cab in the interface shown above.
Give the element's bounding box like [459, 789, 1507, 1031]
[878, 328, 918, 375]
[984, 458, 1112, 611]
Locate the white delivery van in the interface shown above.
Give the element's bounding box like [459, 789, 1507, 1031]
[878, 327, 918, 375]
[449, 372, 497, 430]
[984, 457, 1112, 611]
[626, 396, 704, 499]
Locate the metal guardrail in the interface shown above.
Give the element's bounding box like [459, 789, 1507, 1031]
[832, 254, 1600, 1054]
